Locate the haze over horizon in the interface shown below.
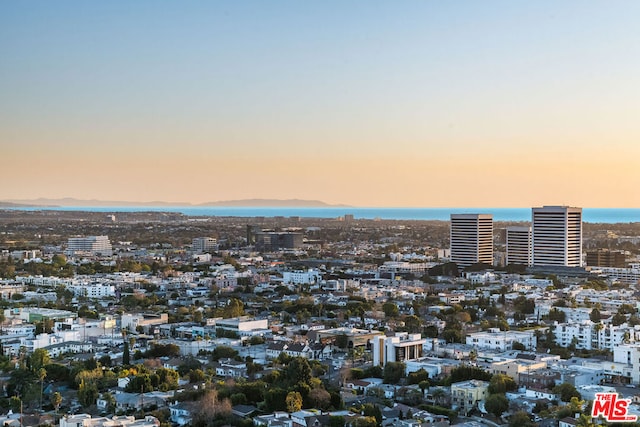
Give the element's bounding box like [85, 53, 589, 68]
[2, 1, 639, 208]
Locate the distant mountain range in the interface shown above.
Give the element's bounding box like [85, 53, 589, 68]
[2, 198, 351, 208]
[199, 199, 350, 207]
[0, 201, 57, 208]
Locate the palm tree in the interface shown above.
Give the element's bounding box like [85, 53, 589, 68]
[419, 380, 429, 397]
[50, 392, 62, 420]
[38, 367, 47, 411]
[432, 388, 446, 406]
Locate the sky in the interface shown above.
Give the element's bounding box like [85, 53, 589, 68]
[1, 1, 639, 207]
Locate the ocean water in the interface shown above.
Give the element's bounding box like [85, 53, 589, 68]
[6, 206, 640, 223]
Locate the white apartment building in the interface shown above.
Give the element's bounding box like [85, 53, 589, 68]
[20, 330, 82, 353]
[66, 235, 113, 256]
[282, 269, 321, 285]
[593, 266, 640, 285]
[506, 226, 532, 266]
[213, 316, 270, 338]
[55, 316, 116, 338]
[378, 262, 430, 275]
[466, 328, 537, 351]
[373, 332, 426, 367]
[553, 321, 637, 351]
[68, 283, 116, 299]
[450, 214, 493, 268]
[3, 324, 36, 337]
[613, 344, 640, 384]
[60, 414, 159, 427]
[532, 206, 582, 267]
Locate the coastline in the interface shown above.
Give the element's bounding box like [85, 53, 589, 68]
[3, 206, 639, 224]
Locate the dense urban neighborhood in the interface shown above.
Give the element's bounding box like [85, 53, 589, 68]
[0, 209, 640, 427]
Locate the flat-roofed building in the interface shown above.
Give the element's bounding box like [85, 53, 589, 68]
[192, 237, 218, 253]
[506, 226, 531, 266]
[373, 332, 426, 367]
[66, 235, 113, 256]
[450, 214, 493, 268]
[586, 249, 626, 268]
[313, 327, 382, 348]
[121, 313, 168, 333]
[213, 316, 270, 338]
[532, 206, 582, 267]
[466, 328, 536, 351]
[451, 380, 489, 415]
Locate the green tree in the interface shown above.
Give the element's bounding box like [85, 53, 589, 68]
[126, 374, 153, 393]
[354, 417, 377, 427]
[9, 396, 21, 413]
[407, 368, 429, 385]
[364, 365, 383, 378]
[100, 392, 115, 412]
[156, 367, 179, 391]
[286, 357, 312, 386]
[448, 365, 492, 383]
[38, 368, 47, 410]
[362, 403, 382, 424]
[403, 315, 422, 333]
[382, 302, 399, 318]
[230, 393, 248, 406]
[78, 379, 99, 407]
[548, 308, 567, 322]
[286, 391, 303, 413]
[50, 391, 62, 414]
[568, 396, 586, 414]
[485, 393, 509, 417]
[575, 413, 596, 427]
[264, 388, 288, 412]
[590, 308, 601, 323]
[612, 312, 627, 326]
[513, 296, 536, 314]
[29, 348, 50, 372]
[419, 380, 430, 396]
[488, 373, 517, 394]
[122, 339, 130, 365]
[553, 383, 581, 402]
[177, 357, 203, 376]
[224, 298, 244, 318]
[509, 411, 535, 427]
[189, 369, 206, 384]
[210, 346, 238, 362]
[383, 361, 406, 384]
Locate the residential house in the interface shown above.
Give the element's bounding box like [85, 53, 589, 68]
[214, 358, 247, 378]
[450, 380, 489, 416]
[170, 402, 197, 426]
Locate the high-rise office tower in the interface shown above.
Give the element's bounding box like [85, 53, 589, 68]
[450, 214, 493, 268]
[532, 206, 582, 267]
[506, 226, 532, 266]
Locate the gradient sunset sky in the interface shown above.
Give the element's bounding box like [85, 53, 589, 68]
[2, 1, 639, 207]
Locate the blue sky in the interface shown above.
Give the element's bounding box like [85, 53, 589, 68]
[2, 1, 639, 206]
